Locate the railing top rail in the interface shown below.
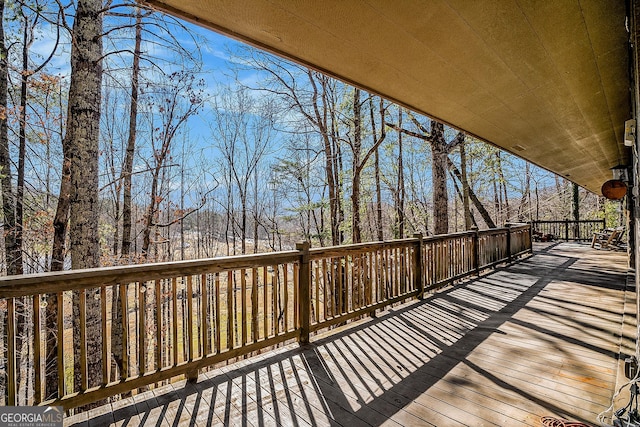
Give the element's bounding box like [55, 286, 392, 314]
[0, 250, 300, 297]
[509, 224, 532, 231]
[309, 238, 420, 259]
[0, 225, 533, 298]
[422, 230, 476, 242]
[477, 229, 507, 237]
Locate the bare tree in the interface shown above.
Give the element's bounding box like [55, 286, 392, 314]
[346, 90, 386, 243]
[119, 7, 143, 257]
[140, 70, 204, 258]
[211, 86, 274, 254]
[239, 50, 345, 245]
[387, 114, 464, 235]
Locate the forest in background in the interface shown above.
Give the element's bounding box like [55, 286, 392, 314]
[0, 0, 621, 275]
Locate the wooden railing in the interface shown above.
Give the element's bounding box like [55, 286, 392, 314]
[0, 224, 532, 410]
[531, 219, 606, 241]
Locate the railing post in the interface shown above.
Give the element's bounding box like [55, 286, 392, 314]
[413, 233, 425, 299]
[296, 241, 311, 345]
[471, 226, 480, 275]
[505, 223, 512, 263]
[528, 222, 534, 253]
[564, 218, 569, 241]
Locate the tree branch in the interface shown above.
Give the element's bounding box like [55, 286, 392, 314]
[385, 122, 428, 140]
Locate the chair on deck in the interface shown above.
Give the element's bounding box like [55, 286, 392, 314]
[591, 226, 625, 249]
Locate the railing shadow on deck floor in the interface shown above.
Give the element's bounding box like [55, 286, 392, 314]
[70, 244, 629, 427]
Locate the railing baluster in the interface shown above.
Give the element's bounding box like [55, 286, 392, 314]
[381, 248, 387, 300]
[138, 282, 146, 375]
[314, 261, 320, 323]
[284, 264, 289, 331]
[263, 267, 268, 340]
[7, 297, 16, 405]
[271, 265, 277, 335]
[33, 294, 42, 403]
[360, 253, 365, 306]
[346, 255, 352, 311]
[241, 269, 247, 346]
[187, 275, 194, 362]
[119, 284, 128, 378]
[395, 247, 400, 296]
[338, 257, 343, 315]
[57, 291, 64, 397]
[399, 247, 403, 294]
[413, 234, 424, 298]
[374, 249, 380, 303]
[155, 279, 162, 370]
[354, 254, 358, 308]
[388, 247, 393, 296]
[79, 289, 88, 391]
[293, 263, 299, 329]
[252, 268, 258, 343]
[98, 287, 108, 386]
[227, 271, 233, 349]
[202, 274, 209, 356]
[215, 273, 221, 353]
[366, 252, 372, 306]
[322, 259, 328, 320]
[172, 277, 179, 366]
[186, 275, 197, 382]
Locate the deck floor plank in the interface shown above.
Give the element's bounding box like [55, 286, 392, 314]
[65, 242, 633, 426]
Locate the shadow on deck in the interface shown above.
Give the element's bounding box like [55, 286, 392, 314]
[65, 242, 634, 426]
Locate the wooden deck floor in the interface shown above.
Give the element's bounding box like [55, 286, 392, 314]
[65, 242, 635, 426]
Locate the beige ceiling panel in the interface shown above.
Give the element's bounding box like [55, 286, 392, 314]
[445, 0, 558, 90]
[143, 0, 631, 194]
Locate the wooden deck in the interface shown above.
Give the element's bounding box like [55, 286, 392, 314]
[65, 242, 635, 426]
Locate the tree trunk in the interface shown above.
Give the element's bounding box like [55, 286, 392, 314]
[253, 167, 259, 253]
[351, 88, 362, 243]
[15, 13, 30, 275]
[431, 122, 448, 235]
[0, 8, 13, 402]
[51, 159, 71, 271]
[459, 140, 472, 230]
[113, 9, 142, 377]
[518, 162, 531, 221]
[141, 167, 159, 258]
[496, 152, 510, 222]
[65, 0, 103, 400]
[450, 170, 477, 228]
[448, 159, 496, 229]
[0, 1, 19, 276]
[310, 74, 340, 246]
[241, 192, 247, 254]
[68, 0, 102, 269]
[121, 8, 142, 257]
[396, 110, 405, 239]
[374, 148, 383, 241]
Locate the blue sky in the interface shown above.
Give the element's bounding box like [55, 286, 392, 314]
[24, 2, 564, 210]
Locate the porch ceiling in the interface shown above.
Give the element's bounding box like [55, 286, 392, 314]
[143, 0, 631, 194]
